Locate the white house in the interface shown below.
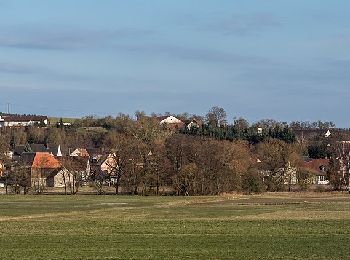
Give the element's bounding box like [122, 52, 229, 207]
[157, 116, 185, 130]
[101, 153, 119, 174]
[0, 115, 48, 128]
[159, 116, 182, 125]
[70, 148, 90, 157]
[187, 119, 202, 130]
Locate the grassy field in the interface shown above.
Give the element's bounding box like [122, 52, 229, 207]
[0, 193, 349, 259]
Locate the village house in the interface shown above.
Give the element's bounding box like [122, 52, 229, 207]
[58, 156, 91, 186]
[70, 148, 90, 157]
[87, 151, 119, 186]
[46, 143, 63, 157]
[31, 152, 63, 188]
[100, 153, 118, 174]
[303, 158, 329, 185]
[186, 118, 203, 130]
[29, 144, 47, 153]
[13, 143, 64, 160]
[157, 116, 185, 130]
[0, 114, 48, 128]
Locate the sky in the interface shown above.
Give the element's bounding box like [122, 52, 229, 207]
[0, 1, 350, 126]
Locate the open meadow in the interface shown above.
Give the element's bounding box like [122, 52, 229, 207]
[0, 193, 350, 259]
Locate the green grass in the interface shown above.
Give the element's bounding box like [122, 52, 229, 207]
[0, 193, 350, 259]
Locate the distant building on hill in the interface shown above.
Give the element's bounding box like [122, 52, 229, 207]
[186, 118, 203, 130]
[157, 116, 184, 130]
[0, 114, 48, 127]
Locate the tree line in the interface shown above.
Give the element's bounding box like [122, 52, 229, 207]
[0, 107, 347, 195]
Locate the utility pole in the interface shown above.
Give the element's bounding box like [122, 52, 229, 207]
[6, 103, 10, 114]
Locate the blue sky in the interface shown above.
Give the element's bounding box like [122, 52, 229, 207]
[1, 1, 350, 126]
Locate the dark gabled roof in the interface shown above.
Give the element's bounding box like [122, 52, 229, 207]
[30, 144, 47, 153]
[1, 114, 47, 122]
[14, 145, 25, 156]
[16, 143, 51, 155]
[48, 143, 69, 156]
[46, 143, 60, 155]
[19, 152, 36, 166]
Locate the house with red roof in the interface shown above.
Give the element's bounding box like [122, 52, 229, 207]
[31, 152, 65, 189]
[31, 152, 92, 192]
[303, 158, 329, 185]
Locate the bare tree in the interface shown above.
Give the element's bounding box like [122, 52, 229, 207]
[206, 106, 227, 127]
[60, 157, 86, 194]
[10, 163, 31, 194]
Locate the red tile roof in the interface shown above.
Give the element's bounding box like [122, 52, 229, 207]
[303, 159, 329, 175]
[32, 152, 61, 169]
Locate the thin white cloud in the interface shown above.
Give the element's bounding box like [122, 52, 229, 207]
[0, 26, 154, 50]
[115, 43, 269, 65]
[0, 62, 94, 82]
[201, 13, 281, 36]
